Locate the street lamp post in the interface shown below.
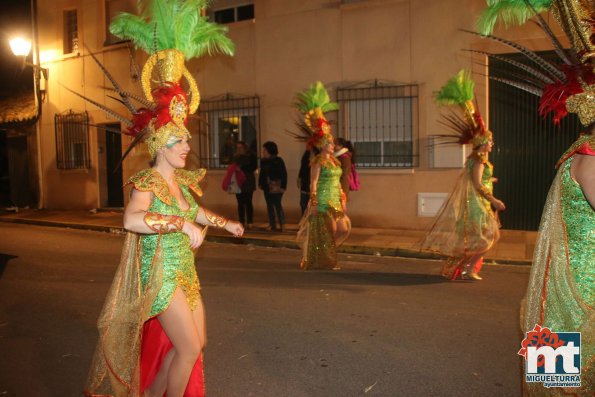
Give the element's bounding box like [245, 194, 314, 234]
[9, 37, 48, 81]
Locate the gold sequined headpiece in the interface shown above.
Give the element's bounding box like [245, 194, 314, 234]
[140, 49, 200, 157]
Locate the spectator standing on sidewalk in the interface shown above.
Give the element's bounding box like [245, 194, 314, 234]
[258, 141, 287, 231]
[233, 141, 257, 229]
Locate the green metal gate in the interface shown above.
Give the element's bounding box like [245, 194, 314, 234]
[489, 52, 580, 230]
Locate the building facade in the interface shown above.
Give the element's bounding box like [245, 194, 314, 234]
[34, 0, 566, 229]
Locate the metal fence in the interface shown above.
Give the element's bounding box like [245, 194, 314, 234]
[336, 82, 419, 168]
[54, 110, 90, 170]
[197, 94, 260, 169]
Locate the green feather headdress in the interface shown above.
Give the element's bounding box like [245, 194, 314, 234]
[476, 0, 552, 35]
[435, 69, 475, 106]
[291, 82, 339, 149]
[294, 81, 339, 114]
[434, 70, 491, 147]
[109, 0, 235, 59]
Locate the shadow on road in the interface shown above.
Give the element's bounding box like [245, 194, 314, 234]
[202, 267, 447, 291]
[0, 253, 17, 279]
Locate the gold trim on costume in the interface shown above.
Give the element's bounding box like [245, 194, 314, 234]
[144, 212, 185, 233]
[126, 168, 206, 205]
[204, 209, 229, 228]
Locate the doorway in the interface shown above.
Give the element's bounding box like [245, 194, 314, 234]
[98, 123, 123, 208]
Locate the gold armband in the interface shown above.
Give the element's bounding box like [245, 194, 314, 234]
[478, 186, 494, 202]
[144, 212, 185, 233]
[204, 209, 229, 228]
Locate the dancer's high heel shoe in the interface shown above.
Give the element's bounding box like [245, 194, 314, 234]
[468, 272, 483, 281]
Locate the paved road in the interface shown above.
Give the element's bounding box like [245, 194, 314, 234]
[0, 223, 530, 397]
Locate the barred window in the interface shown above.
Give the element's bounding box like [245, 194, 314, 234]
[337, 82, 419, 168]
[210, 1, 254, 24]
[197, 94, 260, 169]
[63, 9, 78, 54]
[55, 111, 90, 169]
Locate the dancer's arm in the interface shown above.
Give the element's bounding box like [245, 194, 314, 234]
[309, 163, 321, 214]
[573, 153, 595, 208]
[124, 188, 204, 248]
[472, 162, 505, 211]
[195, 207, 244, 237]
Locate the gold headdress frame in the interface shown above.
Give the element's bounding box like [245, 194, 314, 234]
[141, 49, 200, 114]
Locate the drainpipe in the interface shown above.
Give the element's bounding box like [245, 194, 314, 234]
[31, 0, 44, 209]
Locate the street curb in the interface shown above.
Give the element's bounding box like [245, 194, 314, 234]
[0, 217, 532, 266]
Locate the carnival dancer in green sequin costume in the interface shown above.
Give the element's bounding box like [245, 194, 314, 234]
[76, 1, 243, 396]
[293, 82, 351, 269]
[475, 1, 594, 394]
[420, 70, 506, 281]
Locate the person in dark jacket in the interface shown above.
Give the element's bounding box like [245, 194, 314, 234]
[258, 141, 287, 231]
[297, 149, 311, 215]
[233, 141, 257, 229]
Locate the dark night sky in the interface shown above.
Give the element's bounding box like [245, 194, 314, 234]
[0, 0, 33, 97]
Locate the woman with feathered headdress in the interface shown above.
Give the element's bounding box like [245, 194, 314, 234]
[474, 1, 594, 394]
[80, 1, 244, 396]
[293, 82, 351, 270]
[420, 70, 506, 281]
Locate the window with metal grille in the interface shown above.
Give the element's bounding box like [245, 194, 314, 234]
[63, 9, 78, 54]
[211, 2, 254, 24]
[337, 82, 419, 168]
[197, 94, 260, 169]
[55, 111, 91, 169]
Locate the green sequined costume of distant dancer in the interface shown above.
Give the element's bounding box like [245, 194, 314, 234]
[522, 135, 594, 396]
[298, 155, 345, 270]
[420, 152, 500, 278]
[128, 168, 203, 317]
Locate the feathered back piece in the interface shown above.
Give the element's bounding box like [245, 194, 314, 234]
[434, 70, 492, 148]
[109, 0, 234, 60]
[477, 0, 553, 35]
[66, 0, 234, 162]
[292, 82, 339, 149]
[472, 0, 595, 126]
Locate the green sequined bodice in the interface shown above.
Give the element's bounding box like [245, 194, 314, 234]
[317, 162, 342, 212]
[466, 155, 493, 211]
[560, 157, 595, 306]
[126, 168, 205, 318]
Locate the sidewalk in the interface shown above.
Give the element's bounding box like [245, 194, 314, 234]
[0, 208, 536, 265]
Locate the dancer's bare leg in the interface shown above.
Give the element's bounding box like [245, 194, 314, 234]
[146, 296, 205, 397]
[157, 289, 203, 397]
[334, 217, 350, 245]
[144, 349, 175, 397]
[191, 296, 207, 349]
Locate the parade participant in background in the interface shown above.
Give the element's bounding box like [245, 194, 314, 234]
[258, 141, 288, 231]
[298, 149, 312, 215]
[74, 1, 244, 396]
[476, 1, 594, 394]
[420, 70, 505, 281]
[293, 82, 351, 270]
[334, 138, 353, 199]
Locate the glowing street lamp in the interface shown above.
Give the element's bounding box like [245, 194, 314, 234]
[8, 37, 48, 81]
[9, 37, 32, 57]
